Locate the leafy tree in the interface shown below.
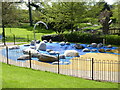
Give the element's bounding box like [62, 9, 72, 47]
[2, 2, 20, 45]
[111, 1, 120, 28]
[0, 3, 2, 26]
[2, 2, 20, 27]
[41, 2, 86, 33]
[84, 0, 104, 25]
[14, 9, 29, 24]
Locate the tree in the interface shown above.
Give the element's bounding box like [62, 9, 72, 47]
[41, 2, 86, 33]
[28, 0, 33, 26]
[0, 3, 2, 26]
[111, 1, 120, 28]
[26, 1, 45, 26]
[99, 9, 112, 34]
[2, 2, 20, 45]
[84, 1, 104, 25]
[2, 2, 20, 27]
[98, 2, 113, 34]
[17, 9, 29, 23]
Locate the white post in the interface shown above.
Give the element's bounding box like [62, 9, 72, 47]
[103, 39, 105, 46]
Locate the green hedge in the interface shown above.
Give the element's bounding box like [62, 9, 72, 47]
[63, 32, 120, 45]
[104, 35, 120, 45]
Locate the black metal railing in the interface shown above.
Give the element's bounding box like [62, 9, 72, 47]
[0, 45, 119, 83]
[5, 34, 37, 44]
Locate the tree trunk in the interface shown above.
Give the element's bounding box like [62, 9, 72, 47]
[2, 23, 6, 45]
[102, 23, 109, 34]
[102, 17, 110, 34]
[28, 0, 33, 26]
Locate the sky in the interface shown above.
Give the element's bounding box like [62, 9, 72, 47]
[100, 0, 115, 5]
[20, 0, 115, 10]
[1, 0, 115, 4]
[19, 0, 115, 4]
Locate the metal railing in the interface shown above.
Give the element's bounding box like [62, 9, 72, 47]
[0, 46, 119, 83]
[4, 34, 40, 45]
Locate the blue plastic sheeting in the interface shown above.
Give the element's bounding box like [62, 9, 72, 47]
[0, 35, 2, 40]
[1, 42, 119, 65]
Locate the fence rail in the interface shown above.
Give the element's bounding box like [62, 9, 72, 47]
[2, 34, 41, 45]
[5, 35, 34, 43]
[109, 28, 120, 35]
[0, 46, 119, 83]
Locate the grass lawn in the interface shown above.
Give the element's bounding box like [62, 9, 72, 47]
[0, 62, 2, 89]
[0, 27, 120, 47]
[0, 27, 55, 42]
[1, 62, 118, 88]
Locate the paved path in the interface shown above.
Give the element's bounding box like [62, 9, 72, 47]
[0, 42, 27, 46]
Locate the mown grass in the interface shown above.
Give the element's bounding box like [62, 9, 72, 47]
[1, 27, 55, 42]
[1, 62, 118, 88]
[0, 62, 2, 90]
[0, 28, 2, 34]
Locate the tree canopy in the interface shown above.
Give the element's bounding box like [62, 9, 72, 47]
[1, 1, 120, 34]
[2, 2, 20, 27]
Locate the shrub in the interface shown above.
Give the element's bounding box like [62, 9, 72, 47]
[104, 35, 120, 45]
[64, 32, 103, 44]
[41, 32, 120, 45]
[62, 32, 120, 45]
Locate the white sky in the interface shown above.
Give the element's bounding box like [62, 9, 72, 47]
[20, 0, 115, 10]
[1, 0, 115, 4]
[106, 0, 117, 5]
[99, 0, 115, 5]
